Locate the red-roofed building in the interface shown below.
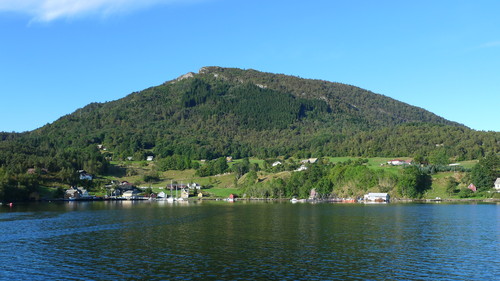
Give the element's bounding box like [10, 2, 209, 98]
[468, 183, 476, 192]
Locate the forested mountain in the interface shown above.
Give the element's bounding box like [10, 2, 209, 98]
[0, 66, 498, 178]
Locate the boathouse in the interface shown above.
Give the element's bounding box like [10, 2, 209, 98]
[364, 193, 390, 202]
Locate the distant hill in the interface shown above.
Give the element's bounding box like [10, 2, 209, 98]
[0, 66, 498, 176]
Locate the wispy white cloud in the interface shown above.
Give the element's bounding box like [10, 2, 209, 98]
[0, 0, 193, 22]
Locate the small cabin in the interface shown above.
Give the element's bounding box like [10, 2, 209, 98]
[78, 170, 93, 181]
[181, 189, 190, 199]
[364, 193, 390, 202]
[494, 178, 500, 191]
[122, 189, 141, 199]
[300, 158, 318, 164]
[295, 165, 308, 171]
[387, 159, 405, 166]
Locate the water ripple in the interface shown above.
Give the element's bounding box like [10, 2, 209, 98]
[0, 202, 498, 280]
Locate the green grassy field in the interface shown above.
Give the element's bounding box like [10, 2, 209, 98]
[205, 188, 240, 198]
[424, 172, 456, 199]
[228, 158, 265, 168]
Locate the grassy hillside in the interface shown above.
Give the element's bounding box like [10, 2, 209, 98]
[92, 157, 490, 200]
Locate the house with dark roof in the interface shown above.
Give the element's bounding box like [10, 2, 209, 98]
[65, 186, 91, 199]
[78, 170, 93, 180]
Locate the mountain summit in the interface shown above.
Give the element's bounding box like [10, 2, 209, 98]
[1, 67, 497, 174]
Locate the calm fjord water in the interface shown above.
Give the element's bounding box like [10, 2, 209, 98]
[0, 201, 498, 280]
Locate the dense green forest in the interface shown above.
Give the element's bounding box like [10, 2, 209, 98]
[0, 66, 498, 201]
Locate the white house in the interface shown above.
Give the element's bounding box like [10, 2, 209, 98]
[387, 159, 404, 165]
[180, 189, 190, 199]
[301, 158, 318, 164]
[364, 193, 390, 202]
[295, 165, 308, 172]
[495, 178, 500, 191]
[122, 189, 141, 199]
[272, 161, 282, 167]
[188, 183, 202, 190]
[146, 156, 154, 161]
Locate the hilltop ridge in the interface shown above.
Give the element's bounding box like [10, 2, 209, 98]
[0, 66, 497, 176]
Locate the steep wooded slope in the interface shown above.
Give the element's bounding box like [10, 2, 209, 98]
[0, 67, 498, 174]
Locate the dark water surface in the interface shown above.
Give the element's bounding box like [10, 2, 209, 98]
[0, 201, 498, 280]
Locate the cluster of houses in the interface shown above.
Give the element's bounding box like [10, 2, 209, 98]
[297, 158, 318, 171]
[62, 155, 500, 201]
[65, 180, 141, 200]
[270, 158, 318, 172]
[65, 179, 204, 200]
[362, 178, 500, 201]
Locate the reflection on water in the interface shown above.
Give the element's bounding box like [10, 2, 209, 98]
[0, 201, 498, 280]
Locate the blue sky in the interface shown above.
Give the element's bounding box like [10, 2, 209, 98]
[0, 0, 499, 132]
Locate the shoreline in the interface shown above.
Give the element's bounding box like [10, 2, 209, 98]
[3, 197, 500, 205]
